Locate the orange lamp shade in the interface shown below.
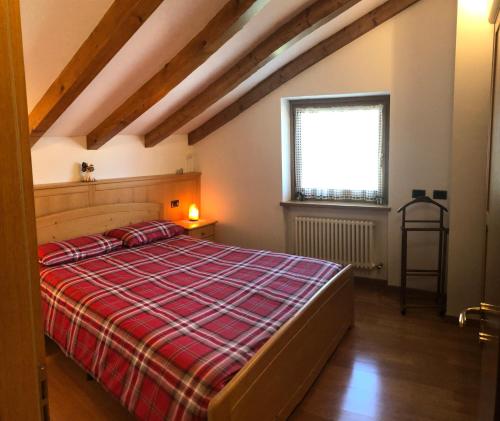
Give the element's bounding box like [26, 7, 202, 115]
[188, 204, 200, 221]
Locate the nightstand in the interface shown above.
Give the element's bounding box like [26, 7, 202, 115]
[174, 219, 217, 241]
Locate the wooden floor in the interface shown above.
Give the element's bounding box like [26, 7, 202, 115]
[46, 280, 481, 421]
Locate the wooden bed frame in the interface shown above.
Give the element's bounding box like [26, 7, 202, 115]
[36, 202, 354, 421]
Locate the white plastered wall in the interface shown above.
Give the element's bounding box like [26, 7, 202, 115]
[447, 0, 493, 316]
[194, 0, 457, 288]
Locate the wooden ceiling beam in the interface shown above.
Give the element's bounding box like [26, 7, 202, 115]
[187, 0, 421, 145]
[144, 0, 360, 147]
[29, 0, 163, 145]
[87, 0, 268, 150]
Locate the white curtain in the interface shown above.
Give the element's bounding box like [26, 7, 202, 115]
[294, 103, 385, 203]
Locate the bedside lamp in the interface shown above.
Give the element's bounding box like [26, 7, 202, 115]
[188, 203, 200, 221]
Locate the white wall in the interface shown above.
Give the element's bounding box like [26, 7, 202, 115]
[447, 0, 493, 316]
[194, 0, 457, 289]
[31, 135, 192, 185]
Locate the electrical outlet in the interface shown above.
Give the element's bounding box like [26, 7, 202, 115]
[412, 189, 426, 198]
[170, 200, 179, 208]
[433, 190, 447, 200]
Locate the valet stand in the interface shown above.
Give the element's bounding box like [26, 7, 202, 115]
[397, 196, 448, 316]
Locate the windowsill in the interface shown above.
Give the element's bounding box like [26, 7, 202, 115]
[280, 200, 391, 211]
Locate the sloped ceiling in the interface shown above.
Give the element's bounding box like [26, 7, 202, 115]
[21, 0, 387, 140]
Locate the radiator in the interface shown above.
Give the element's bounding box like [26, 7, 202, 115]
[294, 217, 375, 269]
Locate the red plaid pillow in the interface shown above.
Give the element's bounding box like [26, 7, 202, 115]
[38, 234, 122, 266]
[104, 220, 185, 247]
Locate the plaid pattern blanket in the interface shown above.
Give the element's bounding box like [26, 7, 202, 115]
[40, 235, 343, 420]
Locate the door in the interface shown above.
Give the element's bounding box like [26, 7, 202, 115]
[0, 0, 47, 420]
[461, 10, 500, 420]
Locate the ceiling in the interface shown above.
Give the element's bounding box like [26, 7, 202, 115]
[21, 0, 387, 140]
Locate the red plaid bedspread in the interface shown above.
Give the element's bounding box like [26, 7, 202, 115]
[40, 235, 343, 420]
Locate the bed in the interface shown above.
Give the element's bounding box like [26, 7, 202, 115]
[37, 202, 354, 421]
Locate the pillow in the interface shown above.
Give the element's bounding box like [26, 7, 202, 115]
[104, 220, 184, 248]
[38, 234, 122, 266]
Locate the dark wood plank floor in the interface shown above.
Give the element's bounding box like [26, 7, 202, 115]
[46, 281, 481, 421]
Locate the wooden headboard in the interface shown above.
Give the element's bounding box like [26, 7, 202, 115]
[33, 172, 201, 219]
[33, 172, 201, 244]
[36, 203, 162, 244]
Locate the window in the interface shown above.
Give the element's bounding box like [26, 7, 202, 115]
[291, 95, 389, 204]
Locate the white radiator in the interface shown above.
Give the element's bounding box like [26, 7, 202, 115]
[294, 217, 375, 269]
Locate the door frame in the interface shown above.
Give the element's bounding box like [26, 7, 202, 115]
[0, 0, 47, 419]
